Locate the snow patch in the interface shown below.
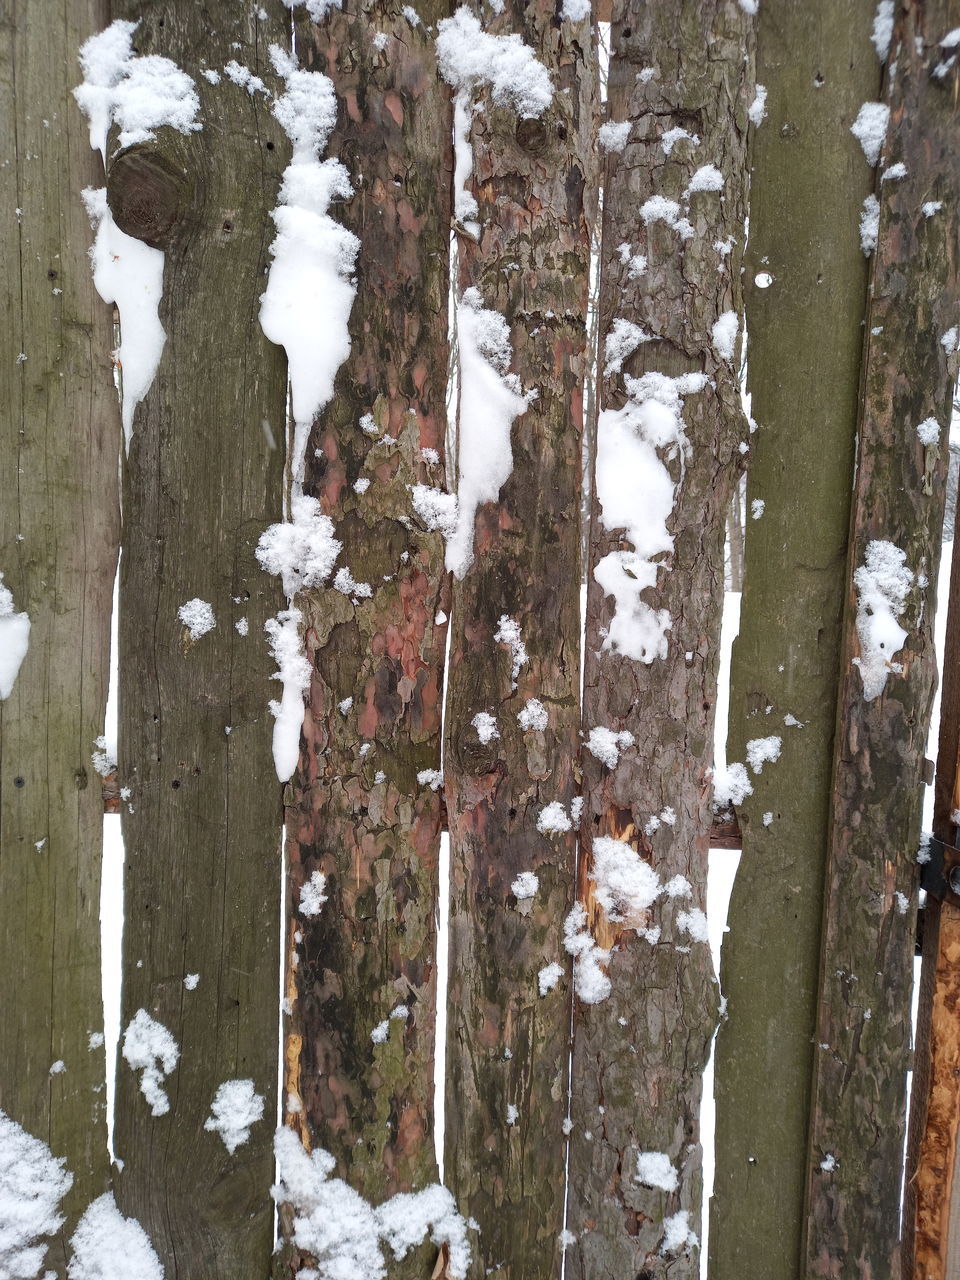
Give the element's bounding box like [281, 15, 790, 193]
[598, 121, 631, 153]
[300, 871, 328, 918]
[0, 1109, 72, 1280]
[746, 735, 782, 774]
[264, 608, 312, 782]
[471, 712, 499, 744]
[748, 85, 767, 126]
[204, 1079, 265, 1154]
[590, 836, 660, 924]
[711, 310, 738, 362]
[853, 540, 913, 700]
[850, 102, 889, 166]
[871, 2, 895, 61]
[177, 598, 215, 641]
[121, 1010, 179, 1117]
[636, 1151, 679, 1192]
[860, 194, 880, 256]
[517, 699, 548, 732]
[604, 318, 652, 378]
[537, 802, 572, 835]
[68, 1193, 163, 1280]
[494, 615, 528, 688]
[585, 726, 635, 769]
[0, 573, 30, 699]
[538, 962, 563, 995]
[511, 872, 539, 900]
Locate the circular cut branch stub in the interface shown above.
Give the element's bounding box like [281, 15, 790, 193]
[106, 144, 191, 249]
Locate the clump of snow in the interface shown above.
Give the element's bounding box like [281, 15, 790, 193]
[663, 875, 691, 898]
[746, 735, 782, 773]
[853, 540, 913, 700]
[585, 726, 635, 768]
[517, 699, 548, 732]
[616, 243, 647, 279]
[184, 973, 199, 990]
[223, 60, 267, 96]
[685, 164, 724, 196]
[660, 127, 698, 155]
[300, 871, 328, 918]
[257, 494, 342, 601]
[494, 615, 528, 687]
[881, 161, 907, 182]
[505, 1104, 519, 1127]
[235, 617, 249, 636]
[411, 485, 459, 539]
[178, 598, 215, 641]
[711, 311, 738, 362]
[751, 499, 765, 519]
[820, 1152, 837, 1172]
[713, 761, 753, 809]
[74, 19, 201, 159]
[91, 735, 115, 777]
[511, 871, 539, 899]
[636, 1151, 679, 1192]
[604, 318, 652, 377]
[748, 84, 767, 126]
[591, 836, 660, 924]
[436, 8, 553, 118]
[895, 891, 910, 915]
[538, 962, 563, 995]
[560, 0, 590, 19]
[593, 372, 707, 662]
[204, 1079, 265, 1154]
[121, 1010, 179, 1117]
[598, 121, 631, 153]
[677, 907, 709, 943]
[272, 1127, 470, 1280]
[762, 811, 774, 827]
[850, 102, 889, 166]
[371, 1020, 390, 1045]
[80, 187, 165, 451]
[0, 1109, 73, 1279]
[537, 802, 572, 835]
[417, 769, 444, 791]
[68, 1192, 163, 1280]
[49, 1060, 66, 1076]
[639, 195, 694, 240]
[662, 1209, 697, 1255]
[923, 201, 943, 218]
[0, 572, 30, 700]
[332, 567, 373, 601]
[472, 711, 500, 744]
[917, 417, 940, 446]
[942, 327, 959, 355]
[282, 0, 344, 20]
[446, 289, 533, 577]
[871, 2, 895, 61]
[860, 194, 880, 256]
[563, 904, 611, 1005]
[264, 608, 312, 782]
[260, 46, 360, 491]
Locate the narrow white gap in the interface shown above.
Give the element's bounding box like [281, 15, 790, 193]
[100, 559, 123, 1163]
[434, 830, 451, 1180]
[277, 822, 287, 1131]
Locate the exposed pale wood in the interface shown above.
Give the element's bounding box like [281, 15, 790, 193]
[0, 2, 118, 1269]
[273, 6, 453, 1279]
[109, 8, 288, 1277]
[442, 3, 597, 1276]
[805, 5, 960, 1275]
[710, 6, 878, 1278]
[567, 3, 752, 1276]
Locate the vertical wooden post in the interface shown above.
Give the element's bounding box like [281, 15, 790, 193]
[109, 8, 288, 1277]
[710, 5, 878, 1278]
[567, 3, 751, 1276]
[442, 4, 596, 1276]
[276, 6, 453, 1277]
[806, 5, 960, 1275]
[0, 1, 118, 1268]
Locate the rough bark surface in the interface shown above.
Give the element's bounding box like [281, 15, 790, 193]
[908, 496, 960, 1280]
[0, 1, 118, 1267]
[710, 6, 878, 1278]
[275, 6, 453, 1278]
[110, 8, 288, 1278]
[442, 4, 596, 1277]
[566, 5, 751, 1277]
[805, 6, 960, 1276]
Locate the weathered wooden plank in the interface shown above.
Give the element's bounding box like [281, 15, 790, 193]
[274, 5, 453, 1277]
[567, 4, 752, 1277]
[805, 5, 960, 1275]
[108, 8, 289, 1277]
[441, 4, 596, 1276]
[0, 0, 118, 1269]
[709, 6, 879, 1278]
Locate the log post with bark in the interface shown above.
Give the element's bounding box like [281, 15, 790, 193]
[0, 2, 118, 1268]
[805, 5, 960, 1274]
[567, 3, 752, 1276]
[440, 3, 596, 1276]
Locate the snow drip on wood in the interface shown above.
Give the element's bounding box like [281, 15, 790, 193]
[0, 571, 30, 700]
[273, 1126, 471, 1280]
[594, 371, 707, 661]
[254, 46, 359, 781]
[73, 21, 200, 451]
[444, 289, 535, 578]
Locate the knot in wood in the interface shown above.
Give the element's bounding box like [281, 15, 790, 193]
[455, 722, 502, 776]
[106, 146, 190, 249]
[516, 117, 549, 155]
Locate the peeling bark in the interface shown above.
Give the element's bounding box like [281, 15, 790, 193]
[110, 9, 288, 1278]
[0, 2, 118, 1268]
[805, 6, 960, 1275]
[275, 6, 453, 1278]
[442, 4, 596, 1277]
[710, 6, 879, 1278]
[567, 4, 752, 1278]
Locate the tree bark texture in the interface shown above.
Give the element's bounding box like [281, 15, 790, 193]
[567, 4, 752, 1277]
[805, 6, 960, 1275]
[442, 4, 596, 1277]
[907, 498, 960, 1280]
[110, 7, 288, 1277]
[710, 6, 878, 1279]
[0, 1, 118, 1267]
[274, 5, 453, 1277]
